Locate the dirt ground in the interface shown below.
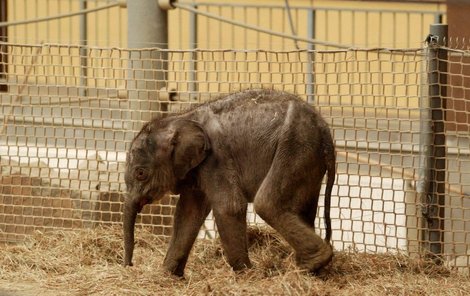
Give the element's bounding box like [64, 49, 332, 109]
[0, 226, 469, 296]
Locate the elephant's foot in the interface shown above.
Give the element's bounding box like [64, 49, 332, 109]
[228, 255, 253, 272]
[296, 242, 333, 273]
[232, 261, 253, 271]
[163, 256, 186, 277]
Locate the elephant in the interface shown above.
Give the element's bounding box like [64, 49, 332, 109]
[123, 89, 336, 276]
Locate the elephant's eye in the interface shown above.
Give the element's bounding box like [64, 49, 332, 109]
[135, 168, 149, 181]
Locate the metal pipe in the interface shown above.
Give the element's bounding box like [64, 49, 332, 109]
[188, 4, 198, 101]
[0, 2, 120, 28]
[434, 13, 443, 24]
[79, 0, 88, 98]
[127, 0, 169, 132]
[421, 24, 448, 263]
[190, 2, 444, 15]
[306, 9, 315, 104]
[284, 0, 299, 50]
[0, 0, 7, 92]
[174, 2, 351, 49]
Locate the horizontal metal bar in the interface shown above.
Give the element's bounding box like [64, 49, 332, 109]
[184, 1, 446, 16]
[174, 2, 352, 49]
[0, 2, 121, 28]
[0, 40, 427, 54]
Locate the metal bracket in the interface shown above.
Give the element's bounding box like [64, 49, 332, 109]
[425, 34, 439, 47]
[158, 0, 177, 10]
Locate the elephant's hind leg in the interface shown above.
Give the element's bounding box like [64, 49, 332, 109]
[255, 202, 332, 272]
[298, 179, 322, 229]
[253, 158, 332, 272]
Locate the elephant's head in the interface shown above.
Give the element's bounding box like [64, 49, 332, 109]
[122, 119, 210, 266]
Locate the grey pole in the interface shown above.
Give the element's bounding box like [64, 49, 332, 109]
[188, 3, 198, 102]
[79, 0, 87, 98]
[127, 0, 169, 132]
[421, 24, 448, 263]
[434, 13, 443, 25]
[306, 9, 315, 104]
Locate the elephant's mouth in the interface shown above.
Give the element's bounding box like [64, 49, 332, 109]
[137, 198, 146, 213]
[137, 190, 164, 212]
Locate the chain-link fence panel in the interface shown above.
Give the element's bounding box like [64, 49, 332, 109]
[0, 42, 469, 271]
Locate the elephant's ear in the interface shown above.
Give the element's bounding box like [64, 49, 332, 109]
[171, 120, 210, 180]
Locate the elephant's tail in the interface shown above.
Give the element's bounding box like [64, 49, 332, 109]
[322, 127, 336, 243]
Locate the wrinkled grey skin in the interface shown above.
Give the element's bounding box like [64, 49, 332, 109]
[123, 89, 336, 276]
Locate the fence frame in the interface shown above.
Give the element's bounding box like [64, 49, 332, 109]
[421, 24, 448, 262]
[0, 1, 469, 272]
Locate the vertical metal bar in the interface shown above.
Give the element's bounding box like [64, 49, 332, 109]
[338, 10, 342, 45]
[46, 0, 50, 42]
[306, 9, 315, 104]
[11, 0, 15, 42]
[35, 0, 38, 42]
[205, 5, 209, 48]
[243, 7, 247, 49]
[218, 5, 222, 48]
[188, 3, 198, 101]
[378, 11, 382, 46]
[0, 0, 7, 92]
[231, 6, 235, 48]
[79, 0, 88, 98]
[256, 7, 260, 48]
[284, 0, 299, 49]
[107, 0, 111, 47]
[393, 12, 396, 47]
[23, 0, 28, 41]
[420, 24, 448, 263]
[365, 11, 369, 47]
[325, 10, 328, 44]
[127, 0, 169, 132]
[351, 10, 355, 46]
[269, 7, 273, 50]
[420, 13, 424, 43]
[434, 13, 443, 25]
[406, 13, 410, 47]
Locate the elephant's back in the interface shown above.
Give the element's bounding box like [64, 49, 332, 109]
[206, 89, 299, 115]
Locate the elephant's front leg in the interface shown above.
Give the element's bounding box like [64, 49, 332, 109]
[212, 201, 251, 271]
[163, 190, 210, 277]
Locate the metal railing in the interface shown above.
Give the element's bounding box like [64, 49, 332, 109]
[174, 1, 446, 49]
[2, 1, 446, 48]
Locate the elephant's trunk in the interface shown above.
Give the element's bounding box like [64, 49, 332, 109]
[123, 198, 138, 266]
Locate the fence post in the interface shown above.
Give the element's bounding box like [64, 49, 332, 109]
[306, 9, 315, 104]
[421, 24, 448, 262]
[0, 0, 7, 92]
[127, 0, 169, 132]
[188, 4, 198, 101]
[79, 0, 88, 98]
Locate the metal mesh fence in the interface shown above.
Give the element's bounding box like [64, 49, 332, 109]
[0, 42, 469, 270]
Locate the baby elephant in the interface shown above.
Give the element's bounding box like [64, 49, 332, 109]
[123, 89, 336, 276]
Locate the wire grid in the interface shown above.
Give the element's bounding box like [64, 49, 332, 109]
[0, 43, 469, 270]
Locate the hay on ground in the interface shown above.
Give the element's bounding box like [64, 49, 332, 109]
[0, 226, 469, 295]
